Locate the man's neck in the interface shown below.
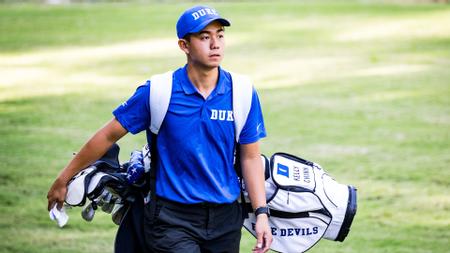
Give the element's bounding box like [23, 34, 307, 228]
[186, 64, 219, 99]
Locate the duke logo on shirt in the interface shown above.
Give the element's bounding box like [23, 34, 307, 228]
[211, 109, 234, 121]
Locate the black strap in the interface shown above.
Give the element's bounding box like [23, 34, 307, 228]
[149, 133, 158, 218]
[270, 209, 310, 219]
[239, 177, 249, 219]
[234, 144, 243, 178]
[335, 186, 357, 242]
[244, 202, 316, 219]
[234, 144, 249, 219]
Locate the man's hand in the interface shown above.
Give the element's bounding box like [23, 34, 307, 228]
[252, 214, 273, 253]
[47, 177, 68, 211]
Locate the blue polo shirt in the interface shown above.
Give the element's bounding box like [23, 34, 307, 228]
[113, 65, 266, 204]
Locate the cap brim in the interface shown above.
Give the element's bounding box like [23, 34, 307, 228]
[190, 18, 231, 34]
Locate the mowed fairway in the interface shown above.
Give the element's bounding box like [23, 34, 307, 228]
[0, 1, 449, 252]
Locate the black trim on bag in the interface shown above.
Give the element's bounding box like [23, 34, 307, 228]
[245, 202, 330, 220]
[308, 209, 332, 224]
[261, 154, 270, 180]
[264, 185, 333, 222]
[275, 152, 314, 166]
[270, 152, 317, 192]
[335, 185, 357, 242]
[270, 209, 310, 219]
[279, 185, 314, 193]
[266, 184, 278, 203]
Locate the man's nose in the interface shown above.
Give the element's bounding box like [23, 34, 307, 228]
[210, 37, 220, 49]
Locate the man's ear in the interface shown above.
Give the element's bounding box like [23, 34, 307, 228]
[178, 39, 189, 54]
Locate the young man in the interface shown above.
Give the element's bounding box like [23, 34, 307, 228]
[47, 5, 272, 253]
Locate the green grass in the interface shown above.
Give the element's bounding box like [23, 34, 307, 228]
[0, 1, 449, 252]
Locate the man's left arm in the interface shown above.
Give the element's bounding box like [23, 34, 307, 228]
[240, 141, 273, 253]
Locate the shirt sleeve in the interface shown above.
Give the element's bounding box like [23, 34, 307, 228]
[238, 87, 267, 144]
[112, 81, 151, 135]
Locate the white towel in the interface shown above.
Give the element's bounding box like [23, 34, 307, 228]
[49, 205, 69, 228]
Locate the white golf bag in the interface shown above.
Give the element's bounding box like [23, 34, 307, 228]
[243, 152, 357, 253]
[64, 146, 357, 253]
[64, 143, 147, 225]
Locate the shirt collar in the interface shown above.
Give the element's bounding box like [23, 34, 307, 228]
[179, 65, 230, 96]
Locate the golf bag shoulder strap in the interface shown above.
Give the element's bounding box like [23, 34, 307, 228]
[148, 71, 254, 142]
[149, 71, 173, 134]
[229, 71, 253, 142]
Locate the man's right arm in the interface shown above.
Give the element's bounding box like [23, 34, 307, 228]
[47, 118, 128, 211]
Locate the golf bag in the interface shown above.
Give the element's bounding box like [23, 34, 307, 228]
[65, 143, 125, 213]
[243, 153, 357, 253]
[64, 144, 149, 253]
[65, 145, 357, 253]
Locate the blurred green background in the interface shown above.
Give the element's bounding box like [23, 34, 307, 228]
[0, 0, 449, 252]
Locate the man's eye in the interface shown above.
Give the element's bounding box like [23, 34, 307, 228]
[201, 36, 209, 40]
